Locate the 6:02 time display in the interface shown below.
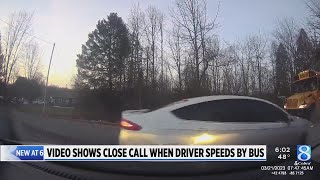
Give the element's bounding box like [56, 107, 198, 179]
[275, 147, 290, 153]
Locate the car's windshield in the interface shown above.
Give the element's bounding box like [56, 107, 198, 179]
[291, 77, 318, 94]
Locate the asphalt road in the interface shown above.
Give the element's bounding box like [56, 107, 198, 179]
[308, 123, 320, 162]
[9, 109, 120, 145]
[1, 106, 320, 179]
[1, 107, 320, 154]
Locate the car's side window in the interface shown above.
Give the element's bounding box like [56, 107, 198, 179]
[172, 99, 289, 122]
[232, 99, 289, 122]
[171, 101, 213, 121]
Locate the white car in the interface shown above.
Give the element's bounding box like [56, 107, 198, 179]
[120, 95, 311, 145]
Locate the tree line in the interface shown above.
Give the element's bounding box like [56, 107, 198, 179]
[75, 0, 320, 111]
[0, 11, 71, 103]
[1, 0, 319, 110]
[0, 11, 44, 101]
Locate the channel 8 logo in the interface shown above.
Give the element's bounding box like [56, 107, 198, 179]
[297, 145, 311, 161]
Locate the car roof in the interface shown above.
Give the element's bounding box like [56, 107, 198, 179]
[157, 95, 282, 112]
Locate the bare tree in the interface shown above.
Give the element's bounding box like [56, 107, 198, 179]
[2, 11, 33, 86]
[232, 40, 251, 95]
[171, 0, 219, 91]
[306, 0, 320, 71]
[23, 41, 42, 80]
[269, 41, 278, 93]
[220, 45, 241, 94]
[168, 25, 183, 91]
[10, 65, 20, 84]
[145, 6, 162, 86]
[201, 37, 219, 85]
[128, 3, 145, 82]
[0, 33, 4, 82]
[128, 3, 146, 107]
[306, 0, 320, 36]
[232, 34, 268, 96]
[199, 2, 220, 85]
[273, 18, 298, 79]
[159, 13, 165, 89]
[250, 34, 267, 96]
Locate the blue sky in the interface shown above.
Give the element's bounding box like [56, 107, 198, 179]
[0, 0, 310, 87]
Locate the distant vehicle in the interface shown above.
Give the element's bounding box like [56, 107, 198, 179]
[10, 97, 17, 104]
[284, 69, 320, 123]
[120, 95, 311, 145]
[10, 97, 25, 104]
[32, 99, 44, 105]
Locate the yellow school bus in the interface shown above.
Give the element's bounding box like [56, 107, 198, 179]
[284, 70, 320, 122]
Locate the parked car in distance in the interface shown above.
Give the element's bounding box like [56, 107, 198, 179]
[32, 99, 45, 105]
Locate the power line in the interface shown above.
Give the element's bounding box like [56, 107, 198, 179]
[0, 18, 53, 45]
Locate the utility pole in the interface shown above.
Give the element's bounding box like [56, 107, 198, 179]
[43, 43, 55, 113]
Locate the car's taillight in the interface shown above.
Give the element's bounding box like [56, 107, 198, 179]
[120, 118, 142, 131]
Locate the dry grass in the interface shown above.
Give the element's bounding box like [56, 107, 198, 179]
[15, 104, 73, 118]
[15, 104, 120, 124]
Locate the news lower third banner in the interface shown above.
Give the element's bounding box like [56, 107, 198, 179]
[0, 145, 267, 161]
